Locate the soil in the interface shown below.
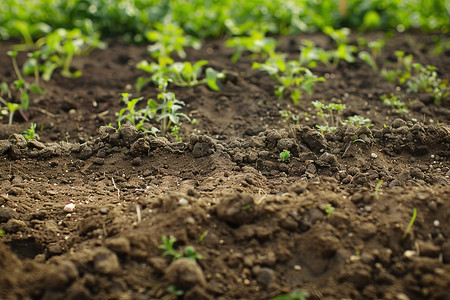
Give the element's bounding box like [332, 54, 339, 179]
[0, 32, 449, 300]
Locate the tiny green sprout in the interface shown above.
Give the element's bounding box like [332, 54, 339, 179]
[325, 204, 335, 216]
[279, 149, 291, 162]
[271, 289, 309, 300]
[241, 204, 254, 211]
[0, 229, 4, 236]
[167, 285, 183, 296]
[403, 208, 417, 239]
[158, 235, 182, 260]
[253, 55, 325, 105]
[22, 123, 39, 141]
[380, 93, 409, 114]
[6, 102, 21, 125]
[183, 246, 203, 261]
[374, 178, 383, 200]
[406, 64, 449, 104]
[225, 30, 277, 62]
[358, 51, 378, 71]
[199, 230, 208, 242]
[190, 118, 199, 125]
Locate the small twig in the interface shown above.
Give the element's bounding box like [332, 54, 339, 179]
[111, 177, 120, 200]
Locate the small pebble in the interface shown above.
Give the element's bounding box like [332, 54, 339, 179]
[294, 265, 302, 271]
[179, 198, 189, 206]
[64, 203, 76, 212]
[433, 220, 440, 227]
[370, 153, 378, 159]
[403, 250, 416, 259]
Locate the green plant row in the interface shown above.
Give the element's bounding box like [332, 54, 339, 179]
[1, 0, 448, 43]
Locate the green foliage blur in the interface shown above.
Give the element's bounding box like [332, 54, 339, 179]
[1, 0, 448, 43]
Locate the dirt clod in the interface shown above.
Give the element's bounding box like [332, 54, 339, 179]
[165, 258, 206, 290]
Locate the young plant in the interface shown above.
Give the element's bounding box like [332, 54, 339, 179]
[381, 51, 413, 84]
[225, 30, 277, 62]
[158, 235, 203, 262]
[279, 110, 300, 125]
[136, 59, 225, 92]
[145, 22, 200, 59]
[159, 235, 183, 260]
[374, 178, 383, 200]
[253, 54, 325, 105]
[402, 208, 417, 239]
[118, 93, 147, 130]
[358, 51, 378, 71]
[279, 149, 291, 162]
[380, 93, 409, 114]
[344, 115, 372, 128]
[22, 123, 39, 141]
[156, 89, 190, 134]
[183, 246, 203, 261]
[312, 100, 346, 133]
[37, 28, 105, 80]
[325, 204, 335, 216]
[299, 39, 332, 68]
[406, 64, 449, 104]
[0, 97, 21, 125]
[323, 26, 357, 66]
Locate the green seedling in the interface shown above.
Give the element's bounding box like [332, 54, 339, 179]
[325, 204, 335, 216]
[381, 51, 413, 84]
[118, 93, 148, 131]
[402, 208, 417, 239]
[37, 28, 105, 81]
[156, 90, 190, 134]
[159, 235, 183, 260]
[0, 229, 4, 236]
[23, 51, 46, 94]
[158, 235, 203, 262]
[183, 246, 203, 261]
[312, 100, 346, 133]
[7, 50, 30, 111]
[299, 39, 331, 68]
[279, 149, 291, 162]
[22, 123, 39, 141]
[406, 64, 449, 104]
[225, 30, 277, 62]
[199, 230, 208, 242]
[380, 93, 409, 114]
[358, 51, 378, 71]
[167, 285, 183, 296]
[253, 54, 325, 105]
[344, 115, 372, 128]
[6, 102, 21, 125]
[374, 178, 383, 200]
[170, 125, 182, 142]
[323, 26, 357, 66]
[136, 59, 225, 92]
[145, 22, 200, 59]
[272, 289, 309, 300]
[279, 110, 300, 125]
[367, 39, 385, 59]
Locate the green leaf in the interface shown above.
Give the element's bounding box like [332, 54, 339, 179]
[205, 67, 222, 91]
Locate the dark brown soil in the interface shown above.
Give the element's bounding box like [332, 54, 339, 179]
[0, 32, 449, 300]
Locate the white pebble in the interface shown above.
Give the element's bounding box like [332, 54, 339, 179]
[403, 250, 416, 259]
[433, 220, 440, 227]
[371, 153, 378, 159]
[64, 203, 76, 212]
[178, 198, 189, 206]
